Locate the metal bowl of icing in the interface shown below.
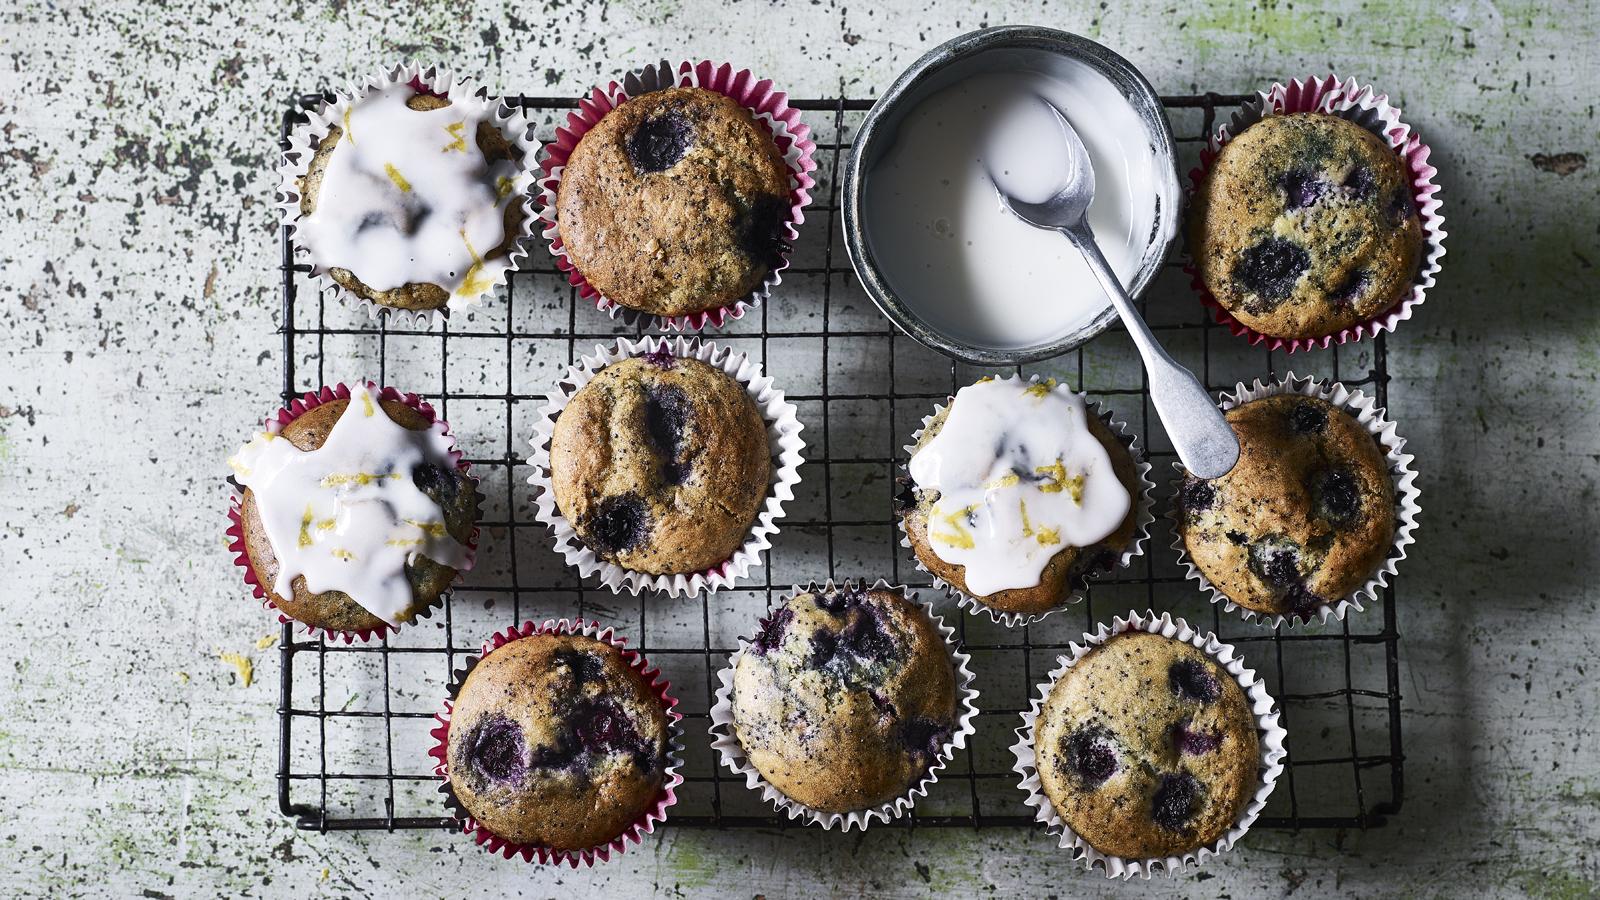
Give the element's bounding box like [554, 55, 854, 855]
[842, 26, 1181, 365]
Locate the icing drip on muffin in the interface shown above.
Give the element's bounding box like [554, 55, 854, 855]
[906, 379, 1130, 595]
[229, 384, 471, 626]
[296, 84, 523, 303]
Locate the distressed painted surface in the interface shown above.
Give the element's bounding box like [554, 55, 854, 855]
[1, 0, 1598, 896]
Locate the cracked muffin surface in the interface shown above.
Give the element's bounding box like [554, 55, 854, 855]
[1190, 112, 1422, 339]
[550, 352, 770, 575]
[730, 585, 958, 813]
[446, 633, 669, 851]
[555, 86, 793, 317]
[1174, 394, 1395, 620]
[1035, 631, 1259, 860]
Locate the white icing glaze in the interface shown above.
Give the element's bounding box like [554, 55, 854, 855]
[907, 379, 1131, 596]
[229, 385, 471, 627]
[296, 84, 523, 303]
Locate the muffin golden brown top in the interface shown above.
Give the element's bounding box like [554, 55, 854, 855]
[1190, 112, 1423, 339]
[1174, 394, 1395, 620]
[238, 396, 478, 634]
[445, 633, 670, 851]
[1034, 631, 1259, 860]
[730, 586, 958, 814]
[555, 86, 792, 317]
[550, 352, 770, 575]
[900, 402, 1143, 618]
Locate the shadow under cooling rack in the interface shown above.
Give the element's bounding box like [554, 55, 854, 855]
[272, 92, 1404, 833]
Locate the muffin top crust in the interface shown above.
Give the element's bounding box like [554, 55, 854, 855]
[549, 352, 770, 575]
[1190, 112, 1423, 339]
[1175, 394, 1395, 620]
[1034, 631, 1259, 860]
[446, 632, 670, 851]
[297, 84, 528, 312]
[730, 585, 958, 814]
[231, 385, 478, 634]
[555, 86, 792, 317]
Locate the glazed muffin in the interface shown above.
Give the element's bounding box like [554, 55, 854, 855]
[1034, 631, 1259, 859]
[1175, 394, 1395, 620]
[730, 585, 958, 813]
[296, 83, 528, 312]
[445, 633, 670, 850]
[555, 86, 792, 317]
[231, 386, 478, 634]
[900, 379, 1143, 619]
[550, 352, 770, 575]
[1190, 112, 1423, 339]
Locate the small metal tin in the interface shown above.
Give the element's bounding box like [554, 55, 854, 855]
[841, 26, 1181, 366]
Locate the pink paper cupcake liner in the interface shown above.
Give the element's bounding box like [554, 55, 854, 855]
[535, 59, 817, 332]
[1184, 74, 1447, 352]
[427, 619, 684, 866]
[224, 382, 480, 644]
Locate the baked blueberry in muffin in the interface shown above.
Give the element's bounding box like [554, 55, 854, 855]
[1190, 112, 1423, 339]
[729, 584, 959, 813]
[555, 86, 792, 317]
[1034, 631, 1259, 859]
[549, 352, 770, 576]
[1175, 394, 1395, 620]
[445, 632, 670, 851]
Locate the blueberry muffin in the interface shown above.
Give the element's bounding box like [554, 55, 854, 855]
[1175, 395, 1394, 620]
[237, 395, 478, 634]
[555, 86, 792, 317]
[1190, 112, 1423, 339]
[1034, 631, 1259, 859]
[550, 352, 770, 575]
[730, 585, 958, 813]
[446, 633, 670, 851]
[899, 403, 1143, 618]
[297, 86, 528, 312]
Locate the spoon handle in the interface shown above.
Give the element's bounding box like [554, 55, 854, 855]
[1061, 222, 1239, 479]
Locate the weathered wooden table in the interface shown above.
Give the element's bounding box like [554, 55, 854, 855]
[1, 1, 1595, 896]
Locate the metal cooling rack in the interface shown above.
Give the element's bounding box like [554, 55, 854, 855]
[273, 91, 1404, 833]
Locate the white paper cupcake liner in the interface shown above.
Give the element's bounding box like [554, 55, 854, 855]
[1169, 372, 1421, 628]
[896, 376, 1155, 628]
[1010, 609, 1287, 879]
[1184, 74, 1447, 351]
[707, 579, 980, 830]
[276, 61, 540, 329]
[527, 335, 805, 597]
[428, 618, 683, 867]
[534, 59, 817, 332]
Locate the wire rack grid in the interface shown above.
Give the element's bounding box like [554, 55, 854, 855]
[270, 90, 1404, 834]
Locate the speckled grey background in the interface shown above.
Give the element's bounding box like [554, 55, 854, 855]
[1, 0, 1597, 897]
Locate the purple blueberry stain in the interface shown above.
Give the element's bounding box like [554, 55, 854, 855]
[1280, 168, 1326, 209]
[1288, 401, 1328, 435]
[626, 111, 692, 173]
[736, 193, 792, 268]
[1173, 720, 1224, 755]
[1178, 477, 1217, 515]
[1328, 269, 1370, 307]
[1064, 725, 1119, 786]
[1387, 186, 1416, 224]
[465, 714, 528, 786]
[1342, 164, 1375, 200]
[1248, 537, 1304, 588]
[813, 584, 865, 615]
[582, 492, 650, 556]
[1169, 658, 1222, 703]
[1285, 583, 1330, 621]
[752, 607, 794, 656]
[808, 630, 838, 668]
[1232, 237, 1310, 308]
[552, 648, 605, 688]
[1314, 470, 1361, 523]
[641, 345, 676, 369]
[902, 717, 950, 764]
[843, 606, 896, 662]
[1151, 772, 1202, 832]
[644, 385, 692, 485]
[412, 462, 459, 504]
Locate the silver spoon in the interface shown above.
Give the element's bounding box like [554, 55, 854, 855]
[989, 97, 1239, 479]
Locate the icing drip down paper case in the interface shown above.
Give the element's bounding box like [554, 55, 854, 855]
[908, 379, 1130, 595]
[228, 384, 471, 627]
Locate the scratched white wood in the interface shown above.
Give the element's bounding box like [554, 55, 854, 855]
[1, 0, 1597, 897]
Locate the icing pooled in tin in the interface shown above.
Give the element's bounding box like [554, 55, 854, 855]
[228, 385, 472, 627]
[296, 84, 524, 305]
[907, 379, 1130, 595]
